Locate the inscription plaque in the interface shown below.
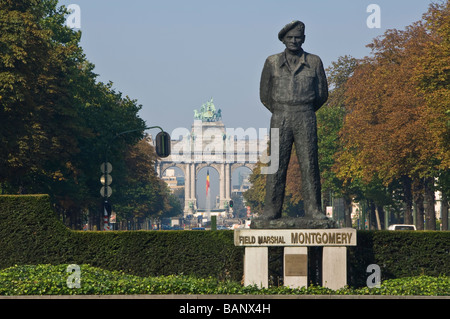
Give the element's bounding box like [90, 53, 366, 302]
[285, 254, 308, 276]
[284, 254, 308, 276]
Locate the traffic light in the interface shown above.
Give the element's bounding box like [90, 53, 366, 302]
[229, 200, 234, 208]
[155, 131, 171, 157]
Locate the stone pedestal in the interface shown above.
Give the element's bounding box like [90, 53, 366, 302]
[283, 247, 308, 288]
[322, 246, 347, 290]
[235, 228, 356, 290]
[244, 247, 268, 288]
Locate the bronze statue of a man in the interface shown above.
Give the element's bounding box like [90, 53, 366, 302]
[258, 20, 329, 224]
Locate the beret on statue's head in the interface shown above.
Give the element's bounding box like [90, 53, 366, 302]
[278, 20, 305, 41]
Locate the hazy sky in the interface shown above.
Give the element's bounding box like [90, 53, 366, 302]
[59, 0, 432, 135]
[58, 0, 433, 209]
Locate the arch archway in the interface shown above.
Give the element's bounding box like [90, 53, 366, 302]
[196, 166, 220, 210]
[155, 119, 266, 215]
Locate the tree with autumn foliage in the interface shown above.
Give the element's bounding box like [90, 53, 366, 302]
[415, 1, 450, 169]
[317, 55, 359, 227]
[335, 1, 449, 230]
[415, 1, 450, 230]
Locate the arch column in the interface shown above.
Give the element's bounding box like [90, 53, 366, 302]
[219, 163, 225, 209]
[190, 163, 197, 210]
[183, 163, 197, 214]
[155, 162, 162, 178]
[225, 163, 231, 202]
[184, 163, 191, 213]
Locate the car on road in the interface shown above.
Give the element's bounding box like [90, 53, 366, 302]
[388, 224, 416, 231]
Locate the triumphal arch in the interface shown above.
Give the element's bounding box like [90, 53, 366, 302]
[155, 99, 268, 215]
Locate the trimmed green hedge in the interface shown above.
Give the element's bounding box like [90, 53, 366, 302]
[0, 195, 74, 266]
[348, 230, 449, 286]
[0, 195, 449, 287]
[69, 229, 243, 280]
[0, 195, 243, 281]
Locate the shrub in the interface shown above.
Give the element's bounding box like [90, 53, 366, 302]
[0, 264, 448, 295]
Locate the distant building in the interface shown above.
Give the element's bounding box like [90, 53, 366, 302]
[232, 170, 252, 195]
[162, 168, 184, 193]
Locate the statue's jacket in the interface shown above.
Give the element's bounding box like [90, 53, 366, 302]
[260, 49, 328, 113]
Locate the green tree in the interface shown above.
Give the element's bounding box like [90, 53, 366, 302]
[0, 0, 151, 229]
[0, 0, 82, 192]
[113, 137, 171, 225]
